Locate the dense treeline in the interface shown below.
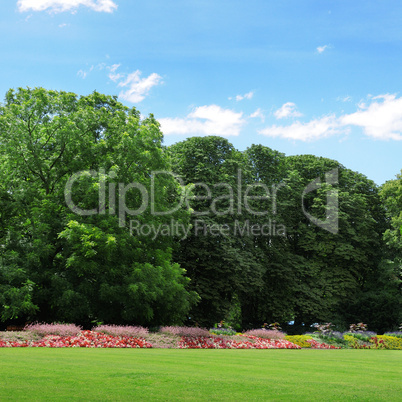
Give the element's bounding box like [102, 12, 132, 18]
[0, 88, 400, 332]
[170, 138, 401, 332]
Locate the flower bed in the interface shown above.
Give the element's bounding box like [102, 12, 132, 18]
[243, 329, 285, 339]
[343, 334, 371, 349]
[306, 339, 340, 349]
[24, 323, 82, 337]
[178, 335, 301, 349]
[93, 325, 149, 338]
[0, 331, 301, 349]
[343, 335, 402, 350]
[371, 335, 402, 350]
[1, 324, 401, 350]
[160, 326, 211, 337]
[285, 335, 314, 348]
[0, 330, 152, 348]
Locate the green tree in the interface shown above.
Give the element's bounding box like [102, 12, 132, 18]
[0, 87, 197, 326]
[170, 140, 395, 331]
[281, 155, 388, 330]
[381, 171, 402, 260]
[377, 171, 402, 328]
[170, 137, 266, 328]
[239, 144, 294, 328]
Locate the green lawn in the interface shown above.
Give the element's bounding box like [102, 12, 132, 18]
[0, 349, 401, 401]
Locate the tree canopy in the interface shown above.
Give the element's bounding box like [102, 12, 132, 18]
[0, 87, 400, 332]
[170, 138, 400, 332]
[0, 87, 197, 327]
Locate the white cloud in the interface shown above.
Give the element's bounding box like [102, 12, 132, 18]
[76, 65, 93, 79]
[159, 105, 245, 137]
[317, 45, 329, 54]
[58, 23, 68, 28]
[117, 70, 162, 103]
[108, 63, 122, 82]
[96, 62, 107, 71]
[250, 108, 265, 122]
[17, 0, 117, 13]
[77, 69, 87, 79]
[232, 91, 254, 102]
[75, 62, 161, 103]
[340, 94, 402, 140]
[259, 115, 344, 141]
[274, 102, 303, 119]
[260, 94, 402, 141]
[337, 95, 352, 102]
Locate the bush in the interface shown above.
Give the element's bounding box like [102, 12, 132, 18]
[243, 329, 285, 339]
[209, 328, 237, 336]
[313, 323, 334, 335]
[349, 323, 368, 332]
[92, 325, 148, 337]
[144, 333, 180, 348]
[285, 335, 313, 348]
[315, 331, 348, 347]
[0, 331, 41, 342]
[159, 326, 211, 337]
[24, 323, 82, 337]
[344, 331, 376, 342]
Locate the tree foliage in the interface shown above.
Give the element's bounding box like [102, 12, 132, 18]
[170, 140, 398, 331]
[0, 87, 197, 326]
[0, 87, 399, 332]
[169, 136, 260, 327]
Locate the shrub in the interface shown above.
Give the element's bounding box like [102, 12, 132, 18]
[0, 331, 41, 342]
[144, 333, 180, 348]
[209, 328, 237, 336]
[92, 325, 148, 337]
[243, 329, 285, 339]
[210, 321, 237, 335]
[159, 326, 210, 337]
[313, 323, 334, 335]
[322, 331, 344, 340]
[285, 335, 313, 348]
[344, 331, 376, 342]
[24, 323, 82, 337]
[315, 331, 348, 347]
[349, 323, 368, 332]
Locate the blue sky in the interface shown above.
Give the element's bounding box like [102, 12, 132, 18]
[1, 0, 401, 185]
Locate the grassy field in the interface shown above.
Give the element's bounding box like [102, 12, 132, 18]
[0, 349, 401, 401]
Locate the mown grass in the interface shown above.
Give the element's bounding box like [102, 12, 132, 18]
[0, 349, 401, 400]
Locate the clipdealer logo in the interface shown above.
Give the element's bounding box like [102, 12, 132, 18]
[64, 168, 339, 236]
